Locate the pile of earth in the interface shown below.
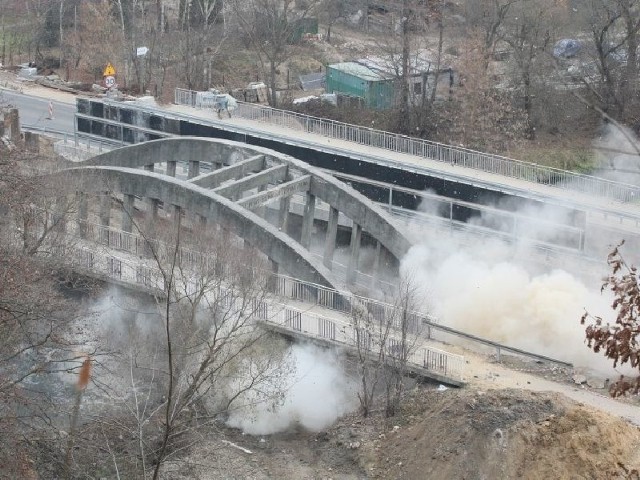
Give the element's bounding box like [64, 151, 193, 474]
[366, 388, 640, 480]
[164, 387, 640, 479]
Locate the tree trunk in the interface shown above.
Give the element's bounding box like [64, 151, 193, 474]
[269, 61, 278, 107]
[398, 0, 410, 134]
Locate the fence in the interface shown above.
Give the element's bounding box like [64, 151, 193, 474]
[55, 238, 466, 382]
[175, 87, 640, 203]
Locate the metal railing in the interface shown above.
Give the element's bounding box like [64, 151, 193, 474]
[52, 238, 466, 382]
[66, 218, 570, 369]
[175, 87, 640, 203]
[22, 124, 116, 161]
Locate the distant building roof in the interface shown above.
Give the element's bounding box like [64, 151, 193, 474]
[328, 62, 392, 81]
[329, 51, 450, 82]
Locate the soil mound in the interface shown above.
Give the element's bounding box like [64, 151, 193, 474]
[374, 388, 640, 480]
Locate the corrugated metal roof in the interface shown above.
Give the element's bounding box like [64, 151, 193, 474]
[328, 62, 390, 81]
[329, 51, 451, 82]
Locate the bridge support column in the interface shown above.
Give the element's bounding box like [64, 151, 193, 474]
[371, 241, 382, 289]
[323, 206, 339, 269]
[121, 194, 135, 233]
[268, 259, 279, 292]
[166, 160, 177, 177]
[188, 160, 200, 179]
[278, 196, 290, 233]
[300, 193, 316, 249]
[146, 198, 159, 220]
[99, 193, 111, 244]
[170, 204, 182, 223]
[51, 197, 69, 233]
[77, 192, 88, 239]
[346, 223, 362, 286]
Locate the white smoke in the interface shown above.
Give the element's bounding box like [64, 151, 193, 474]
[402, 192, 638, 376]
[593, 123, 640, 187]
[226, 344, 357, 435]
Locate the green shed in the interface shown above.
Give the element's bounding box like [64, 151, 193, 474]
[325, 62, 396, 110]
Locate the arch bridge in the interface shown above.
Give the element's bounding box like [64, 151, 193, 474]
[53, 137, 415, 292]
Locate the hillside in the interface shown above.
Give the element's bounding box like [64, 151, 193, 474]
[161, 387, 640, 480]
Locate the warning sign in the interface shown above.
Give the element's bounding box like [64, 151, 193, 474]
[103, 63, 116, 77]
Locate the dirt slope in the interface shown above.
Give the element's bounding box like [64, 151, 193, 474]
[369, 388, 640, 480]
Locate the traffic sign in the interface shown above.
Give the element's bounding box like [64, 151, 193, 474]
[104, 75, 116, 88]
[103, 63, 116, 76]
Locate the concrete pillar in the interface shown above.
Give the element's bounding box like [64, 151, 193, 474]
[146, 197, 159, 219]
[99, 194, 111, 227]
[323, 206, 339, 269]
[268, 258, 279, 292]
[166, 160, 177, 177]
[77, 192, 88, 239]
[188, 160, 200, 179]
[170, 204, 182, 223]
[300, 193, 316, 249]
[371, 241, 382, 288]
[144, 164, 154, 172]
[346, 223, 362, 286]
[278, 196, 291, 233]
[122, 193, 135, 233]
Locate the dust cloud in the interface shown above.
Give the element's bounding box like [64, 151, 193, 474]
[404, 193, 635, 375]
[226, 344, 357, 435]
[594, 123, 640, 187]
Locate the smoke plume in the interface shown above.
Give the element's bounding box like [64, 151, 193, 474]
[226, 344, 357, 435]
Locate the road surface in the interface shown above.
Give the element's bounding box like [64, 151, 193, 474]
[0, 88, 76, 134]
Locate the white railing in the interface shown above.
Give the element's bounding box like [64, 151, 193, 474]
[175, 87, 640, 203]
[56, 238, 465, 382]
[65, 219, 570, 369]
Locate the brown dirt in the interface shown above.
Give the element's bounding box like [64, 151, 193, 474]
[160, 386, 640, 480]
[368, 388, 640, 480]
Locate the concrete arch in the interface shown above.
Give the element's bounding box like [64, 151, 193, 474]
[52, 166, 345, 290]
[81, 137, 414, 263]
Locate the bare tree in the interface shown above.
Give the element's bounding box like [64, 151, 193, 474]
[351, 273, 425, 418]
[81, 207, 292, 479]
[231, 0, 318, 106]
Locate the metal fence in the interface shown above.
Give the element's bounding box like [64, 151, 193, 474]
[175, 87, 640, 203]
[56, 239, 466, 381]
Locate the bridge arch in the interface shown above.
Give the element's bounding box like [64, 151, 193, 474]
[62, 137, 415, 291]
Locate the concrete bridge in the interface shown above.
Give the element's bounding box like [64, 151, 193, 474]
[73, 94, 640, 269]
[53, 137, 414, 292]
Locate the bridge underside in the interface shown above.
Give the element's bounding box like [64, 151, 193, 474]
[56, 137, 415, 292]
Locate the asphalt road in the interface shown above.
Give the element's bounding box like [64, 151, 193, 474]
[0, 89, 76, 134]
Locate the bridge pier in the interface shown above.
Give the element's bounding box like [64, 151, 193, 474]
[300, 192, 316, 249]
[77, 192, 88, 239]
[121, 194, 135, 233]
[278, 196, 290, 233]
[371, 241, 382, 288]
[347, 223, 362, 285]
[188, 160, 200, 179]
[166, 160, 177, 177]
[323, 206, 339, 269]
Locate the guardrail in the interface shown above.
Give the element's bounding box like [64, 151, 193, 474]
[175, 87, 640, 203]
[22, 123, 117, 161]
[64, 216, 571, 369]
[38, 231, 466, 382]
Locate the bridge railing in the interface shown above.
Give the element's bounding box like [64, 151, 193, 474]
[66, 216, 569, 369]
[175, 87, 640, 203]
[59, 240, 465, 382]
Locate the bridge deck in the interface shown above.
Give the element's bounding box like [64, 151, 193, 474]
[167, 103, 640, 235]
